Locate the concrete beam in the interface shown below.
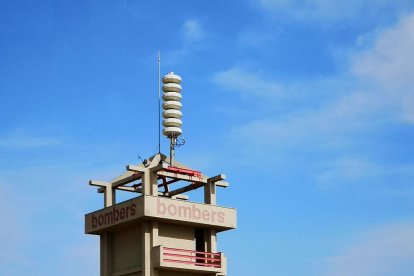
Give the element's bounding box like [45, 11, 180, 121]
[171, 194, 189, 200]
[126, 164, 146, 173]
[216, 181, 229, 188]
[89, 180, 110, 187]
[111, 173, 142, 188]
[167, 182, 205, 197]
[208, 174, 226, 183]
[97, 185, 143, 193]
[157, 171, 229, 187]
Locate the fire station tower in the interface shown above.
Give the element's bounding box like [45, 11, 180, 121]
[85, 72, 237, 276]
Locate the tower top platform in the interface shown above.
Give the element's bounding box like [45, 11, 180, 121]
[89, 153, 229, 208]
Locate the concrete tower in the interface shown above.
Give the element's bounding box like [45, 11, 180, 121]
[85, 73, 237, 276]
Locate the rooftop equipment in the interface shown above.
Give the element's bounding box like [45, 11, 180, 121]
[161, 72, 184, 166]
[85, 58, 236, 276]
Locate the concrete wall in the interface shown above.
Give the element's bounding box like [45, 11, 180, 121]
[112, 224, 142, 273]
[158, 222, 195, 250]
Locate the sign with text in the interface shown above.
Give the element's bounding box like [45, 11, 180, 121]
[85, 197, 144, 234]
[85, 196, 237, 234]
[145, 196, 236, 229]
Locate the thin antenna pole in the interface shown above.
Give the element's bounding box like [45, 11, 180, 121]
[170, 136, 175, 166]
[158, 51, 161, 154]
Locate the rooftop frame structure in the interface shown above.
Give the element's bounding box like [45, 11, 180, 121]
[85, 153, 237, 276]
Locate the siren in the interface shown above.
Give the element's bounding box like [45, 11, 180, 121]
[162, 72, 182, 138]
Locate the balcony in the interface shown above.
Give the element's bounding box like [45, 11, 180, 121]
[152, 245, 226, 274]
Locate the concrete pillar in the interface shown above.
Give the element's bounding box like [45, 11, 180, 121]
[204, 181, 217, 256]
[151, 221, 159, 276]
[142, 169, 151, 196]
[143, 167, 159, 196]
[151, 221, 159, 247]
[204, 229, 217, 253]
[150, 173, 159, 196]
[204, 181, 216, 205]
[100, 233, 113, 276]
[104, 186, 116, 207]
[142, 168, 159, 276]
[102, 186, 114, 276]
[142, 221, 151, 276]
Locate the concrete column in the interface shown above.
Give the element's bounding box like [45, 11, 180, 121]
[142, 221, 151, 276]
[204, 181, 216, 205]
[142, 169, 151, 196]
[104, 186, 116, 207]
[204, 181, 217, 259]
[101, 185, 114, 276]
[150, 172, 158, 196]
[142, 168, 159, 276]
[204, 229, 217, 253]
[151, 221, 159, 276]
[143, 167, 159, 197]
[100, 233, 113, 276]
[151, 221, 159, 247]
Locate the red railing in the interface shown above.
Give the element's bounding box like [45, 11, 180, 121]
[164, 166, 203, 178]
[162, 247, 221, 268]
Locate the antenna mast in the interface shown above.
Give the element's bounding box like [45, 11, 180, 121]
[157, 51, 161, 154]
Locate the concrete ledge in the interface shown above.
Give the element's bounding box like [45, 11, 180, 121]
[85, 196, 237, 235]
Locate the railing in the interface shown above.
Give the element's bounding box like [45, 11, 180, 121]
[162, 247, 221, 268]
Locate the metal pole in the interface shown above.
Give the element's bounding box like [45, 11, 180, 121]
[169, 136, 175, 167]
[157, 51, 161, 154]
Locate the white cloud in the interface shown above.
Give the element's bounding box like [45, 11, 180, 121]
[316, 156, 382, 187]
[213, 67, 284, 98]
[323, 222, 414, 276]
[0, 186, 26, 265]
[216, 11, 414, 144]
[0, 128, 59, 149]
[164, 19, 206, 66]
[352, 12, 414, 123]
[183, 19, 204, 42]
[228, 87, 381, 156]
[213, 12, 414, 189]
[258, 0, 410, 23]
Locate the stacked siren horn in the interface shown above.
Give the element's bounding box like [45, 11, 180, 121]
[162, 72, 183, 138]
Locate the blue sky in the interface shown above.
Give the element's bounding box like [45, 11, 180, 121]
[1, 0, 414, 275]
